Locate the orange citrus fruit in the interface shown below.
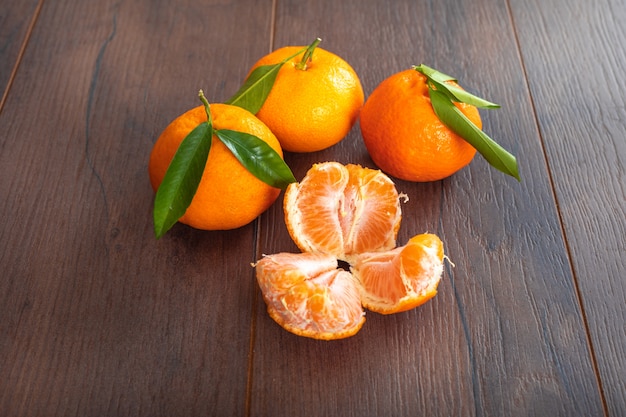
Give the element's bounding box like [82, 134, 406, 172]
[247, 45, 364, 153]
[254, 252, 365, 340]
[351, 233, 445, 314]
[148, 103, 283, 230]
[283, 162, 403, 262]
[360, 68, 482, 182]
[254, 162, 447, 339]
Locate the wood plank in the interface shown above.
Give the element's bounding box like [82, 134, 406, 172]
[1, 0, 621, 415]
[0, 0, 273, 415]
[0, 0, 41, 104]
[510, 0, 626, 413]
[250, 0, 605, 415]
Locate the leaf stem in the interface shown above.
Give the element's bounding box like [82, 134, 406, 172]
[296, 37, 322, 71]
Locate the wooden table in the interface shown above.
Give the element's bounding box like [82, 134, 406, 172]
[1, 0, 624, 415]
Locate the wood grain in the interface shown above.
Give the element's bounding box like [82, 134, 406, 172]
[0, 0, 273, 415]
[0, 0, 623, 415]
[0, 0, 41, 106]
[510, 0, 626, 413]
[250, 0, 604, 416]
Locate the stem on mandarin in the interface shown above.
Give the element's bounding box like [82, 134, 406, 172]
[296, 37, 322, 71]
[198, 90, 212, 125]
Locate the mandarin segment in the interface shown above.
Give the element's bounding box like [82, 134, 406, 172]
[283, 162, 348, 257]
[343, 164, 403, 256]
[255, 252, 365, 340]
[284, 162, 402, 262]
[351, 233, 445, 314]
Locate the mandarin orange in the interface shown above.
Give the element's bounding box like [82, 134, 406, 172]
[360, 68, 482, 182]
[255, 161, 447, 339]
[148, 104, 283, 230]
[246, 45, 364, 153]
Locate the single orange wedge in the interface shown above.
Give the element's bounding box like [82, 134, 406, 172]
[351, 233, 445, 314]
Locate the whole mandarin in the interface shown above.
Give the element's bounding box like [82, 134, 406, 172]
[247, 45, 364, 153]
[360, 68, 481, 182]
[149, 104, 283, 230]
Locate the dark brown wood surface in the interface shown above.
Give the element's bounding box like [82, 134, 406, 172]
[0, 0, 623, 416]
[0, 0, 40, 106]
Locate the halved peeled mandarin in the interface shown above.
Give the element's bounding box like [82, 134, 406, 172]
[283, 162, 403, 262]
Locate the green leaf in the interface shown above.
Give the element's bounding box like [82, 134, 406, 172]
[413, 64, 519, 180]
[430, 79, 501, 109]
[429, 88, 520, 181]
[414, 64, 456, 83]
[215, 129, 296, 189]
[414, 64, 500, 109]
[153, 121, 213, 238]
[226, 46, 308, 114]
[226, 64, 282, 114]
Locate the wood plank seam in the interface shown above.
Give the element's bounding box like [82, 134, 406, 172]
[503, 0, 610, 414]
[0, 0, 45, 115]
[246, 219, 263, 417]
[246, 3, 280, 416]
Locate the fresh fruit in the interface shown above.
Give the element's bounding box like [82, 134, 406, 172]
[360, 68, 483, 182]
[254, 252, 365, 340]
[254, 162, 446, 339]
[283, 162, 403, 262]
[149, 103, 284, 230]
[246, 42, 364, 152]
[351, 233, 444, 314]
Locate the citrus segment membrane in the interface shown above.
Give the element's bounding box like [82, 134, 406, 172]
[255, 252, 366, 340]
[283, 162, 348, 257]
[343, 164, 403, 256]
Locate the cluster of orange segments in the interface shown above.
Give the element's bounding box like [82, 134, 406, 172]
[148, 39, 490, 339]
[256, 162, 446, 339]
